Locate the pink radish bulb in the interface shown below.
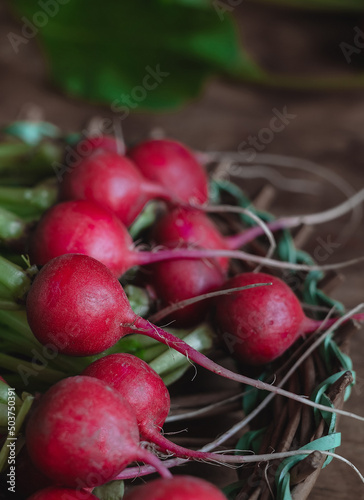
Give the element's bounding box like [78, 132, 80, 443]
[82, 354, 261, 464]
[26, 203, 224, 294]
[26, 201, 253, 285]
[148, 207, 229, 325]
[152, 207, 229, 271]
[149, 258, 225, 326]
[27, 487, 98, 500]
[26, 254, 135, 356]
[215, 272, 327, 365]
[123, 476, 227, 500]
[28, 200, 134, 277]
[59, 150, 172, 226]
[82, 354, 171, 439]
[82, 353, 209, 460]
[26, 254, 360, 417]
[26, 376, 171, 489]
[128, 139, 209, 205]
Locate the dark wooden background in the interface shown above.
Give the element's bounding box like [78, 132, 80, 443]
[0, 2, 363, 498]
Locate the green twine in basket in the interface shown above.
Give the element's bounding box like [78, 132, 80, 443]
[212, 179, 355, 500]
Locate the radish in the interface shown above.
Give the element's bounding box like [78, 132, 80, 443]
[123, 476, 227, 500]
[148, 258, 225, 326]
[82, 353, 222, 461]
[25, 376, 172, 488]
[82, 353, 288, 464]
[59, 150, 172, 226]
[128, 138, 209, 205]
[25, 201, 316, 283]
[27, 487, 98, 499]
[214, 272, 364, 365]
[25, 254, 364, 421]
[28, 200, 133, 277]
[151, 207, 229, 271]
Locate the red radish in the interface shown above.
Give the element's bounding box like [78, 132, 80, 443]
[27, 487, 98, 499]
[25, 254, 362, 420]
[149, 258, 225, 326]
[59, 150, 172, 226]
[82, 353, 278, 464]
[151, 207, 229, 271]
[26, 254, 135, 356]
[123, 476, 227, 500]
[26, 376, 171, 488]
[215, 272, 364, 365]
[128, 139, 209, 205]
[148, 207, 229, 324]
[26, 201, 292, 283]
[28, 200, 133, 277]
[82, 354, 171, 441]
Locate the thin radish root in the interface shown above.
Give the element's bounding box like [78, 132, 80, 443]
[196, 203, 277, 261]
[136, 245, 364, 273]
[206, 151, 363, 245]
[132, 315, 364, 422]
[148, 283, 272, 324]
[223, 189, 364, 250]
[166, 392, 244, 423]
[201, 304, 364, 452]
[114, 449, 364, 483]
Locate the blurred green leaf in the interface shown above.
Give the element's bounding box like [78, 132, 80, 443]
[10, 0, 262, 110]
[92, 480, 124, 500]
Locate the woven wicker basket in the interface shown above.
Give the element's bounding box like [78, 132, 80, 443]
[159, 184, 357, 500]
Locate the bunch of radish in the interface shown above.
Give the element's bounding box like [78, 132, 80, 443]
[0, 130, 363, 500]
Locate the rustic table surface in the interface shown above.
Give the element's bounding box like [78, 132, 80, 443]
[0, 2, 363, 498]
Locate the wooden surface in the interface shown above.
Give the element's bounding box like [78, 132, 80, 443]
[0, 2, 363, 498]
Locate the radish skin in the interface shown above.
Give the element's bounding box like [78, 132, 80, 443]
[27, 487, 99, 499]
[128, 139, 209, 206]
[60, 150, 172, 226]
[214, 272, 364, 365]
[25, 254, 364, 421]
[25, 376, 172, 488]
[123, 476, 227, 500]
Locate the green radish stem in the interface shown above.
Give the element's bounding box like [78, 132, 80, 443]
[0, 207, 28, 241]
[0, 256, 31, 303]
[0, 353, 66, 385]
[0, 181, 58, 217]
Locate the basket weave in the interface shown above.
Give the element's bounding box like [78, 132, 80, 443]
[162, 184, 357, 500]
